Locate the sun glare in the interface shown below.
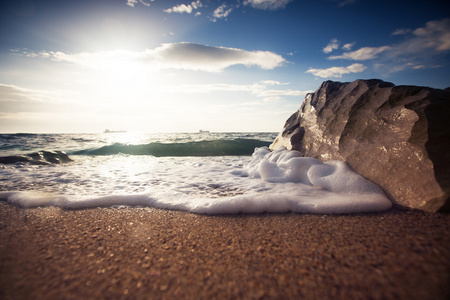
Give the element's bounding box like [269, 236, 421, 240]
[85, 54, 163, 105]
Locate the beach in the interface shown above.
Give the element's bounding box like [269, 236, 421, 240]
[1, 204, 448, 299]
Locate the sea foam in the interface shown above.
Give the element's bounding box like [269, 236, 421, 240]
[0, 147, 392, 214]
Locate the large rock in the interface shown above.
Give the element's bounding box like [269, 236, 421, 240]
[270, 79, 450, 212]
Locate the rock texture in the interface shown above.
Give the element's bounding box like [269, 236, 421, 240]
[0, 151, 73, 165]
[270, 79, 450, 212]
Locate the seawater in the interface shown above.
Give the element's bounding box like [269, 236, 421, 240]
[0, 132, 392, 214]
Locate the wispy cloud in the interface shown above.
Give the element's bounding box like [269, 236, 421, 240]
[392, 28, 411, 36]
[16, 42, 286, 73]
[162, 0, 292, 22]
[326, 18, 450, 73]
[243, 0, 293, 10]
[401, 18, 450, 52]
[323, 39, 340, 54]
[164, 1, 202, 14]
[179, 81, 312, 101]
[0, 84, 67, 115]
[191, 1, 202, 10]
[305, 63, 366, 78]
[164, 4, 192, 14]
[0, 84, 40, 113]
[126, 0, 152, 7]
[342, 42, 355, 50]
[329, 46, 391, 60]
[210, 4, 234, 21]
[323, 39, 355, 54]
[259, 80, 289, 86]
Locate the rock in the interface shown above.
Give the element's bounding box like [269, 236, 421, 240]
[0, 155, 35, 164]
[41, 151, 73, 164]
[270, 79, 450, 212]
[0, 151, 73, 165]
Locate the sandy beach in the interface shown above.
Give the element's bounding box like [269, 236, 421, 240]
[0, 203, 449, 299]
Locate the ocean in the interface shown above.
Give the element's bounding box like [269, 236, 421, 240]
[0, 132, 392, 214]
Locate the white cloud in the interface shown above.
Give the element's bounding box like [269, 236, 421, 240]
[18, 42, 286, 73]
[163, 1, 295, 21]
[179, 81, 311, 99]
[259, 80, 288, 86]
[306, 63, 366, 78]
[191, 0, 202, 9]
[0, 84, 38, 113]
[392, 28, 411, 36]
[243, 0, 293, 10]
[257, 89, 310, 97]
[0, 84, 67, 114]
[323, 39, 340, 54]
[342, 42, 355, 50]
[153, 43, 286, 71]
[377, 19, 450, 73]
[126, 0, 136, 7]
[212, 4, 233, 20]
[164, 1, 202, 14]
[328, 46, 391, 60]
[408, 18, 450, 51]
[327, 18, 450, 71]
[164, 4, 192, 14]
[126, 0, 152, 7]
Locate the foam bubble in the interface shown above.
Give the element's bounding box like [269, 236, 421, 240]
[0, 191, 66, 208]
[0, 147, 392, 214]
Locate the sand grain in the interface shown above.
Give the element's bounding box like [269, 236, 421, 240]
[0, 204, 449, 299]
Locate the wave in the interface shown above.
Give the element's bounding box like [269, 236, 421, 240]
[0, 139, 272, 165]
[0, 147, 392, 214]
[0, 133, 38, 138]
[73, 139, 272, 157]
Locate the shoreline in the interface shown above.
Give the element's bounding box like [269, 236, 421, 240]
[1, 204, 449, 299]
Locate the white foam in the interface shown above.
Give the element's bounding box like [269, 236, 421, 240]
[0, 147, 392, 214]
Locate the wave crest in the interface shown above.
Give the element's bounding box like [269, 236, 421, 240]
[74, 139, 271, 157]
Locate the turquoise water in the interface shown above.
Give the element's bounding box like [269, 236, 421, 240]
[0, 132, 276, 157]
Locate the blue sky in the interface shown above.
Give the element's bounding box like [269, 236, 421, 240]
[0, 0, 449, 133]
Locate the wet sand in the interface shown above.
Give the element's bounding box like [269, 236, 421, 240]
[0, 203, 449, 299]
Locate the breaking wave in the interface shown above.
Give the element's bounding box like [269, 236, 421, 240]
[73, 139, 272, 157]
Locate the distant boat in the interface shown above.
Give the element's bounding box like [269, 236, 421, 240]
[199, 130, 210, 134]
[104, 129, 127, 133]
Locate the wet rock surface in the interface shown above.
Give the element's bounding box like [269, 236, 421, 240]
[271, 79, 450, 212]
[0, 150, 73, 165]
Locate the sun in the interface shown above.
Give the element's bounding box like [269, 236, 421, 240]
[81, 51, 164, 106]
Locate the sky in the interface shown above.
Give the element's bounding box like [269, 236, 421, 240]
[0, 0, 449, 133]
